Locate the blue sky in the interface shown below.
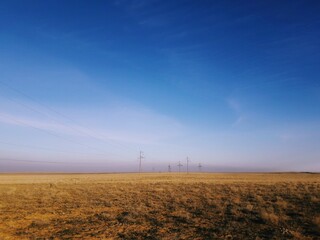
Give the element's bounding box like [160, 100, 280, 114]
[0, 0, 320, 172]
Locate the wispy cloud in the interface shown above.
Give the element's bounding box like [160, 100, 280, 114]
[227, 98, 241, 112]
[0, 100, 184, 146]
[0, 112, 80, 137]
[114, 0, 159, 10]
[227, 98, 247, 126]
[232, 116, 246, 126]
[277, 123, 320, 143]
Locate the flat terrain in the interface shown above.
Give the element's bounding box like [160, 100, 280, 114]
[0, 173, 319, 239]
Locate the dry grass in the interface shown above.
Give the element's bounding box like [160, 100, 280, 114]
[0, 173, 319, 239]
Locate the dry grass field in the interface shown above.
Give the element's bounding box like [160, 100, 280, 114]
[0, 173, 319, 239]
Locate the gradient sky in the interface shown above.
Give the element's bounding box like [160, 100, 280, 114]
[1, 0, 320, 172]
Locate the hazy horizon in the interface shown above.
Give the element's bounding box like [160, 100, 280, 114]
[1, 0, 320, 172]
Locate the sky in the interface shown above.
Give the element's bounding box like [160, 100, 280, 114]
[0, 0, 320, 172]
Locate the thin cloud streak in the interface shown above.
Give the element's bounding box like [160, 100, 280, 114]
[227, 98, 247, 126]
[0, 112, 83, 137]
[0, 100, 184, 146]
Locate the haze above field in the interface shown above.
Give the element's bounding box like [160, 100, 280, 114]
[0, 0, 320, 172]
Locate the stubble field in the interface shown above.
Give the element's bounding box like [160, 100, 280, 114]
[0, 173, 319, 239]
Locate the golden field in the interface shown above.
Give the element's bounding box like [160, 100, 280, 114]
[0, 173, 319, 239]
